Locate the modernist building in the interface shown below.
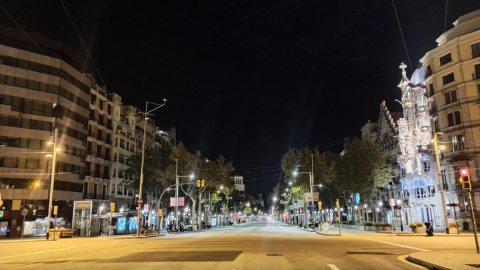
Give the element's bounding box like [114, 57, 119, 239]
[0, 29, 90, 237]
[395, 63, 455, 231]
[422, 9, 480, 230]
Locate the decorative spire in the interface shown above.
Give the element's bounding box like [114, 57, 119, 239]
[398, 62, 409, 89]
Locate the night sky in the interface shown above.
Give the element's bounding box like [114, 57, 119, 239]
[1, 1, 480, 199]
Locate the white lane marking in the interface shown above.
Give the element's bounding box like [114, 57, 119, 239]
[349, 235, 431, 252]
[0, 241, 112, 260]
[327, 264, 340, 270]
[278, 224, 288, 232]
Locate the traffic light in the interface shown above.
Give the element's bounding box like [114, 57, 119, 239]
[158, 209, 162, 216]
[197, 180, 201, 187]
[201, 179, 205, 187]
[318, 201, 322, 210]
[111, 202, 115, 212]
[459, 167, 472, 190]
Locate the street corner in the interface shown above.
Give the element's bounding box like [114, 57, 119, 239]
[406, 251, 476, 270]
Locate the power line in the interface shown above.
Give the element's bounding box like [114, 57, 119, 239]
[60, 0, 107, 88]
[444, 0, 448, 33]
[391, 0, 413, 74]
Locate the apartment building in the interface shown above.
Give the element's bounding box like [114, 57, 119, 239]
[422, 9, 480, 229]
[0, 30, 90, 237]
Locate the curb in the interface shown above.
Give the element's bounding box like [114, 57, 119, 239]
[406, 256, 451, 270]
[316, 232, 341, 236]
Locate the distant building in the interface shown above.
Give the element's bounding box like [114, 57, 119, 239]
[231, 175, 245, 192]
[155, 127, 176, 147]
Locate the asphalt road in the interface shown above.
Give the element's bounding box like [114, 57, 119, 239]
[1, 220, 467, 270]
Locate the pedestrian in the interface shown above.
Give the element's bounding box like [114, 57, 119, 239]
[425, 222, 433, 237]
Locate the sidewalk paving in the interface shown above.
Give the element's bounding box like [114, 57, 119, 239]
[285, 222, 480, 269]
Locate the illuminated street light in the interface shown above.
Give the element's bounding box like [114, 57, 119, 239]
[432, 132, 449, 233]
[45, 129, 59, 240]
[292, 154, 315, 232]
[137, 99, 167, 237]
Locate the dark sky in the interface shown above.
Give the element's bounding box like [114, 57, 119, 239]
[1, 1, 480, 199]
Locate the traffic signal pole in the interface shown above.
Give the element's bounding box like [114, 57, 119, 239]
[468, 190, 479, 253]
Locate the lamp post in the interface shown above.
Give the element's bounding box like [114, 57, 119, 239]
[174, 159, 194, 232]
[292, 154, 315, 232]
[137, 99, 167, 237]
[46, 128, 59, 240]
[433, 132, 449, 233]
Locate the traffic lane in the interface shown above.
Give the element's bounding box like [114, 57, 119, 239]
[0, 235, 421, 270]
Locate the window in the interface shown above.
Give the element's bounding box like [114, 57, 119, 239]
[452, 135, 465, 151]
[84, 182, 89, 198]
[429, 83, 434, 97]
[451, 90, 457, 102]
[440, 53, 452, 66]
[426, 65, 432, 77]
[447, 111, 461, 126]
[442, 73, 455, 85]
[444, 93, 451, 104]
[472, 42, 480, 58]
[455, 111, 461, 124]
[117, 185, 123, 195]
[447, 113, 454, 126]
[475, 64, 480, 80]
[444, 90, 457, 104]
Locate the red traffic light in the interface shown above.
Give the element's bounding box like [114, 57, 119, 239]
[460, 168, 469, 176]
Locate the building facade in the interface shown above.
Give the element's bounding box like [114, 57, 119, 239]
[0, 37, 90, 237]
[110, 94, 137, 215]
[422, 9, 480, 230]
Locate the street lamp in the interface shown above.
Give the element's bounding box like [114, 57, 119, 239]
[292, 154, 315, 231]
[137, 99, 167, 237]
[432, 132, 449, 233]
[174, 158, 194, 232]
[46, 128, 59, 240]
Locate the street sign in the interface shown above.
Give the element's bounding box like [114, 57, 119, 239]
[308, 204, 315, 211]
[389, 199, 395, 207]
[137, 198, 143, 205]
[21, 209, 28, 216]
[170, 197, 185, 207]
[53, 206, 58, 215]
[304, 192, 319, 202]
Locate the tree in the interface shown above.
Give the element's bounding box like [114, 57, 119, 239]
[165, 143, 202, 224]
[126, 145, 173, 207]
[335, 137, 392, 201]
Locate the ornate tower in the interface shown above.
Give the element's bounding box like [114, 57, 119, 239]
[396, 63, 432, 174]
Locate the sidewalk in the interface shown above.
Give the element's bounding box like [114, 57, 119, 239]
[286, 222, 480, 269]
[407, 251, 480, 270]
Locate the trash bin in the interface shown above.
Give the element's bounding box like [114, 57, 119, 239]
[463, 222, 469, 231]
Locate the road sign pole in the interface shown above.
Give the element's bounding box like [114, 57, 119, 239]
[21, 215, 25, 241]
